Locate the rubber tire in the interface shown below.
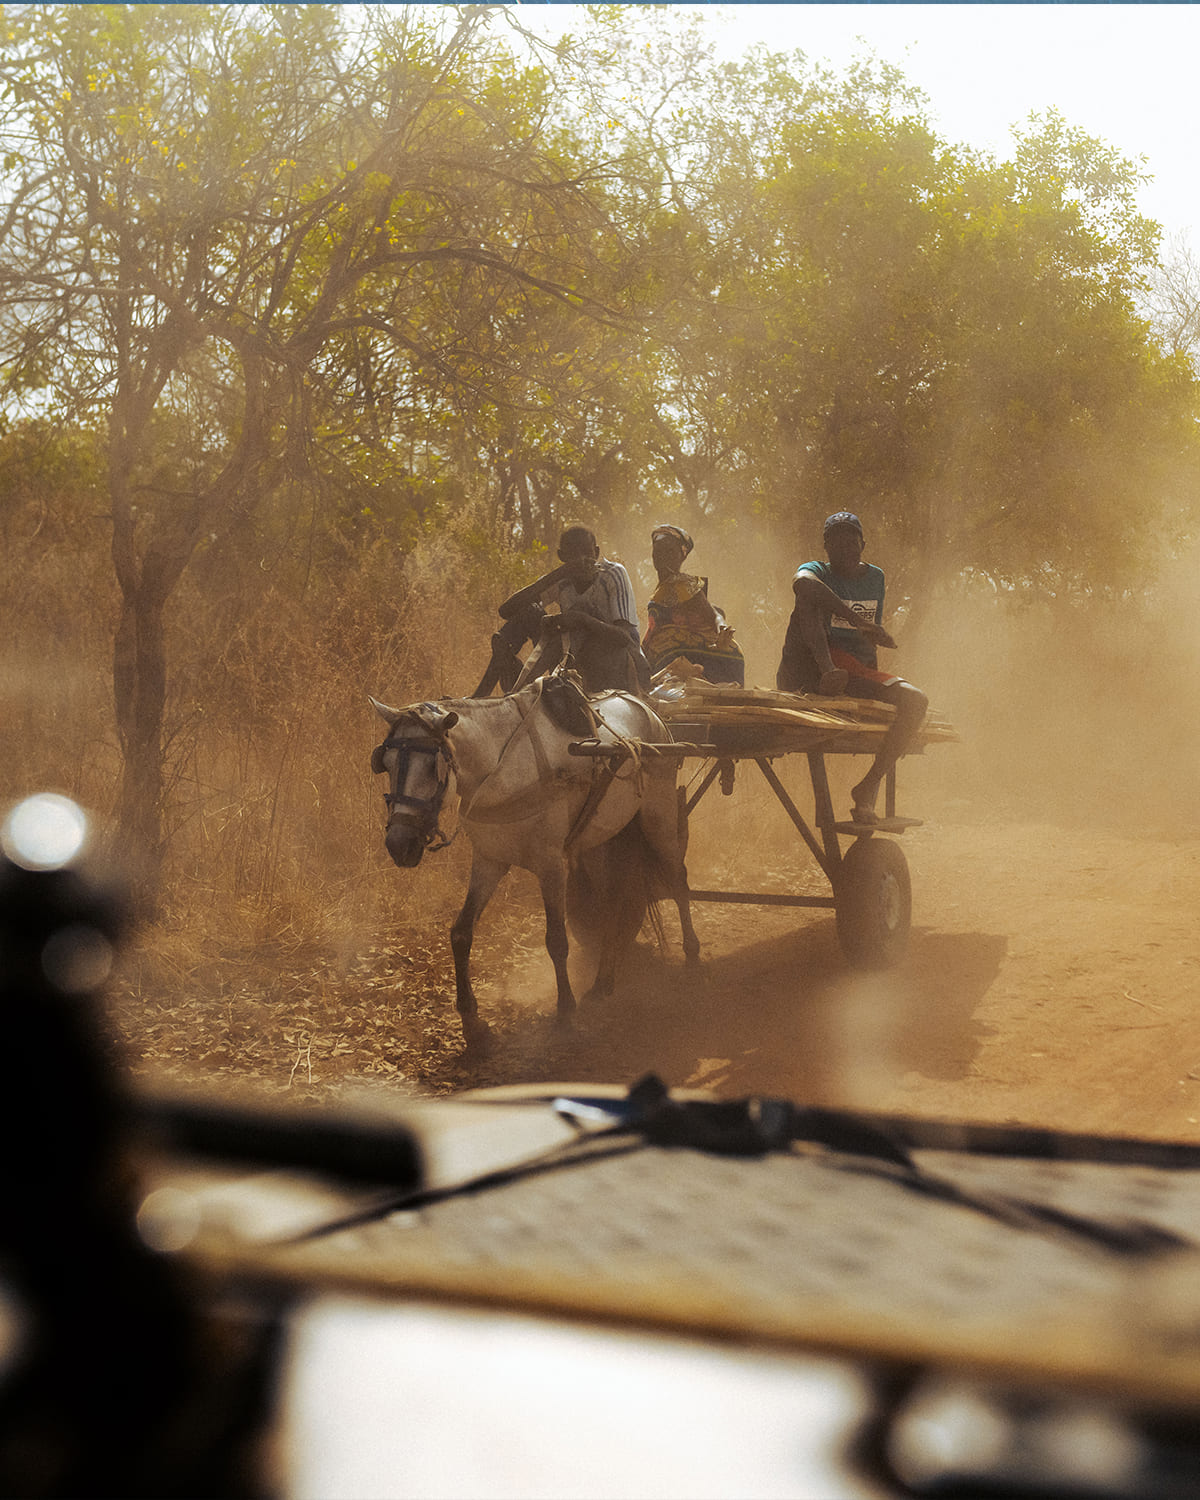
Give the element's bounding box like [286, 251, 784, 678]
[835, 836, 911, 968]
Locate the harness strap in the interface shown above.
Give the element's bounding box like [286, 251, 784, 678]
[381, 738, 445, 808]
[383, 738, 443, 754]
[459, 679, 557, 822]
[564, 760, 622, 852]
[590, 694, 648, 786]
[385, 792, 438, 813]
[562, 693, 655, 850]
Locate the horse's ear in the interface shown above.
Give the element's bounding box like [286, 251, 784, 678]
[369, 694, 401, 726]
[418, 703, 458, 735]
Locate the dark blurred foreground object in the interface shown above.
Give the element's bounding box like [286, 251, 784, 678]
[12, 798, 1200, 1496]
[0, 796, 280, 1498]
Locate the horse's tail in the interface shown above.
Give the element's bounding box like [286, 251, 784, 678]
[566, 819, 666, 953]
[617, 816, 667, 949]
[631, 820, 669, 950]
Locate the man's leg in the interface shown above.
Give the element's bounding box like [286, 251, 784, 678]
[511, 621, 565, 690]
[788, 596, 848, 695]
[850, 679, 928, 819]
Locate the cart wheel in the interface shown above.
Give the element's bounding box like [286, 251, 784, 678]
[835, 837, 911, 967]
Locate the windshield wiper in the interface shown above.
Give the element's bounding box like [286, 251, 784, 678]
[553, 1075, 1194, 1262]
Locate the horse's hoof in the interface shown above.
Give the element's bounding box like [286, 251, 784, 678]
[553, 1009, 576, 1032]
[462, 1019, 492, 1056]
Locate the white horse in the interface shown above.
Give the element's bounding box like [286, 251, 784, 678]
[369, 676, 699, 1051]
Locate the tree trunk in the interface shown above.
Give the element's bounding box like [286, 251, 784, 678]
[111, 583, 168, 907]
[104, 341, 270, 907]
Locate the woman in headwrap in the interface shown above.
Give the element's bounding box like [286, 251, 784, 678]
[642, 524, 745, 685]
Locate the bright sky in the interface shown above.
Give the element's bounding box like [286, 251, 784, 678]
[518, 3, 1200, 246]
[717, 4, 1198, 242]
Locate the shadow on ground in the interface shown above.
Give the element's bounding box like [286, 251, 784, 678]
[445, 910, 1007, 1107]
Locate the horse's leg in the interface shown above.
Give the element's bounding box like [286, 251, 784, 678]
[450, 853, 508, 1051]
[676, 890, 701, 966]
[639, 781, 701, 967]
[673, 786, 701, 967]
[581, 828, 648, 1003]
[533, 858, 577, 1027]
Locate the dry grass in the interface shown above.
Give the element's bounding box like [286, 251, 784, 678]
[10, 481, 1200, 1104]
[2, 498, 554, 1098]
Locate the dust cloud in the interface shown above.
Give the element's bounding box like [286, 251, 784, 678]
[365, 521, 1200, 1139]
[904, 551, 1200, 841]
[605, 517, 1200, 844]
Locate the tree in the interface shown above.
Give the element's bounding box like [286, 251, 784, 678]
[697, 88, 1198, 609]
[0, 3, 648, 895]
[1143, 232, 1200, 369]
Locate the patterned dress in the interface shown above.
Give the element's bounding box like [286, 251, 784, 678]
[643, 572, 745, 685]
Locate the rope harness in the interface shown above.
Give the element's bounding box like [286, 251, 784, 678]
[563, 693, 650, 851]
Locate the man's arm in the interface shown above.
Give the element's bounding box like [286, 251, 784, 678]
[546, 610, 638, 650]
[546, 561, 643, 650]
[793, 571, 896, 649]
[498, 564, 569, 621]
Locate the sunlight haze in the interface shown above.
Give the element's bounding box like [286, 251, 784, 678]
[524, 4, 1200, 242]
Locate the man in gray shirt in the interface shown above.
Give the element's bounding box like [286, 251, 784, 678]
[500, 525, 649, 694]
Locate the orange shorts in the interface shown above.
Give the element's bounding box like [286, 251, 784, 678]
[830, 647, 901, 690]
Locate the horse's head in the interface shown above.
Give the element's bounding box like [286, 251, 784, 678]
[369, 697, 459, 868]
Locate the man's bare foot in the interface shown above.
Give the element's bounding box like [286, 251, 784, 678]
[851, 777, 880, 823]
[818, 668, 849, 696]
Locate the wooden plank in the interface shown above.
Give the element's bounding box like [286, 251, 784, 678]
[659, 706, 959, 747]
[655, 680, 957, 739]
[693, 706, 853, 729]
[832, 816, 924, 835]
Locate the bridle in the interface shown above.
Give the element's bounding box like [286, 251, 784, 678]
[373, 718, 458, 853]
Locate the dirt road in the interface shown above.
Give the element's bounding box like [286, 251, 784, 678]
[114, 774, 1200, 1147]
[869, 819, 1200, 1139]
[444, 805, 1200, 1145]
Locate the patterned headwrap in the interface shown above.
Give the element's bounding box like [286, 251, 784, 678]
[650, 524, 695, 557]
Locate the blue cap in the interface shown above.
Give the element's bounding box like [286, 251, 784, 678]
[823, 511, 863, 539]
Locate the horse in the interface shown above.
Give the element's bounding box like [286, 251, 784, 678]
[369, 674, 700, 1051]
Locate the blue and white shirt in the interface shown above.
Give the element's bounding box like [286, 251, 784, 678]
[794, 559, 885, 667]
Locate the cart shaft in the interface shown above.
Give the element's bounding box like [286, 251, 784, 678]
[687, 890, 838, 909]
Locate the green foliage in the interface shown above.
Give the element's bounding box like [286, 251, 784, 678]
[0, 418, 105, 529]
[688, 83, 1199, 603]
[0, 2, 1197, 891]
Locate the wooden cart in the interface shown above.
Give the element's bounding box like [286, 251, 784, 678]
[571, 683, 958, 968]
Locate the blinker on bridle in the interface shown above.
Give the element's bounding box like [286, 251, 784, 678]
[373, 730, 457, 852]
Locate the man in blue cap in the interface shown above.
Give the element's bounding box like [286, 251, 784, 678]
[777, 512, 927, 823]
